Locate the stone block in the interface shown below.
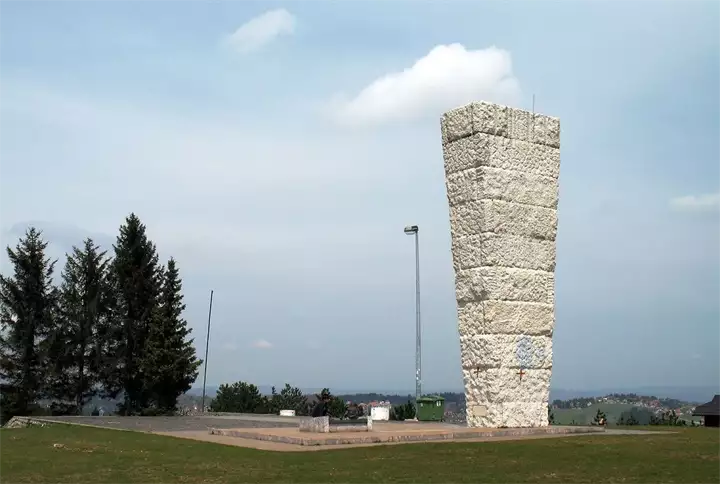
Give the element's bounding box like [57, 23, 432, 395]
[299, 416, 329, 433]
[465, 101, 560, 148]
[457, 301, 554, 336]
[459, 334, 553, 369]
[470, 101, 511, 138]
[509, 108, 533, 142]
[443, 133, 560, 178]
[462, 381, 550, 428]
[449, 200, 558, 241]
[462, 368, 552, 403]
[454, 267, 555, 305]
[329, 419, 372, 433]
[500, 401, 550, 428]
[531, 114, 561, 148]
[445, 166, 558, 209]
[441, 104, 473, 144]
[451, 233, 556, 272]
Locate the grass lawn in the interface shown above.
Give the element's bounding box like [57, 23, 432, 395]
[553, 404, 701, 426]
[1, 424, 718, 483]
[553, 403, 635, 425]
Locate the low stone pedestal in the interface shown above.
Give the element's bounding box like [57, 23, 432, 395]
[298, 416, 372, 433]
[299, 416, 330, 433]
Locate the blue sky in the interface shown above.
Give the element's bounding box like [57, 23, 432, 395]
[1, 0, 718, 393]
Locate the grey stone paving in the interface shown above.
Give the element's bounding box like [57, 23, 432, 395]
[41, 414, 299, 432]
[30, 415, 676, 436]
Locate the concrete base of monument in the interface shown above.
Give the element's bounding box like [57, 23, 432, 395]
[208, 422, 604, 447]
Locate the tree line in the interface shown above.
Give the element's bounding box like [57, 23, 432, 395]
[0, 214, 202, 423]
[209, 382, 349, 418]
[208, 381, 419, 421]
[551, 394, 686, 410]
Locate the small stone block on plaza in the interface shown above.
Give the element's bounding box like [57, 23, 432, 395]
[299, 416, 372, 433]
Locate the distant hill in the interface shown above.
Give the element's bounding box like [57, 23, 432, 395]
[188, 385, 719, 404]
[553, 403, 635, 425]
[549, 386, 718, 404]
[186, 385, 410, 398]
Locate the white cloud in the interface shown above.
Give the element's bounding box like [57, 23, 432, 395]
[669, 193, 720, 212]
[1, 81, 429, 285]
[252, 339, 273, 349]
[329, 44, 521, 125]
[224, 9, 296, 54]
[221, 342, 238, 351]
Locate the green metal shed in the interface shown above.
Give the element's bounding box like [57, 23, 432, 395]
[416, 395, 445, 422]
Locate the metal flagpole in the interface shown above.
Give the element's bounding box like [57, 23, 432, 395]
[201, 289, 214, 412]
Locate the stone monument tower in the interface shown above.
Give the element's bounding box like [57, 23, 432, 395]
[440, 101, 560, 428]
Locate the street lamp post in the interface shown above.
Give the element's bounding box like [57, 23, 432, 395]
[404, 225, 422, 409]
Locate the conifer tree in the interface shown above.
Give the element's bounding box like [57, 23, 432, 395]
[0, 228, 58, 421]
[47, 238, 113, 413]
[104, 214, 161, 414]
[141, 258, 202, 412]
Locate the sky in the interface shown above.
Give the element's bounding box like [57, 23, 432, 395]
[1, 0, 718, 394]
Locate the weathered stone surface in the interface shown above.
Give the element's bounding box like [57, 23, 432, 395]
[462, 368, 552, 404]
[443, 133, 561, 178]
[449, 200, 558, 240]
[461, 366, 551, 428]
[454, 267, 555, 304]
[459, 334, 553, 369]
[299, 416, 329, 433]
[452, 233, 556, 272]
[471, 102, 510, 138]
[457, 301, 554, 336]
[469, 101, 560, 148]
[299, 416, 372, 433]
[530, 113, 561, 148]
[500, 402, 551, 428]
[445, 166, 558, 209]
[441, 101, 561, 428]
[441, 104, 473, 144]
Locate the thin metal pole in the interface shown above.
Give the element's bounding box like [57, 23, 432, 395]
[201, 289, 214, 412]
[415, 231, 422, 406]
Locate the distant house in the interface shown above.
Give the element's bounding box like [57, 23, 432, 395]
[692, 395, 719, 427]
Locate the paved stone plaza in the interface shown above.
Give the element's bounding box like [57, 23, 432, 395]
[33, 414, 298, 432]
[10, 414, 679, 452]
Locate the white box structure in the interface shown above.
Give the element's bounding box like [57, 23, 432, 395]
[441, 101, 561, 428]
[370, 405, 390, 421]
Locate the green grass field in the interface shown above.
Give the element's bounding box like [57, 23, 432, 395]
[553, 403, 635, 425]
[553, 404, 701, 426]
[1, 424, 718, 483]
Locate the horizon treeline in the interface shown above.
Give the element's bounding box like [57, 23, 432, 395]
[0, 214, 202, 422]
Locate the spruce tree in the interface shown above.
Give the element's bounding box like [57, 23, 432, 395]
[47, 238, 113, 413]
[0, 228, 58, 421]
[104, 214, 161, 414]
[142, 258, 201, 412]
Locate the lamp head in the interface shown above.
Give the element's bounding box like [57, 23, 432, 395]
[404, 225, 419, 235]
